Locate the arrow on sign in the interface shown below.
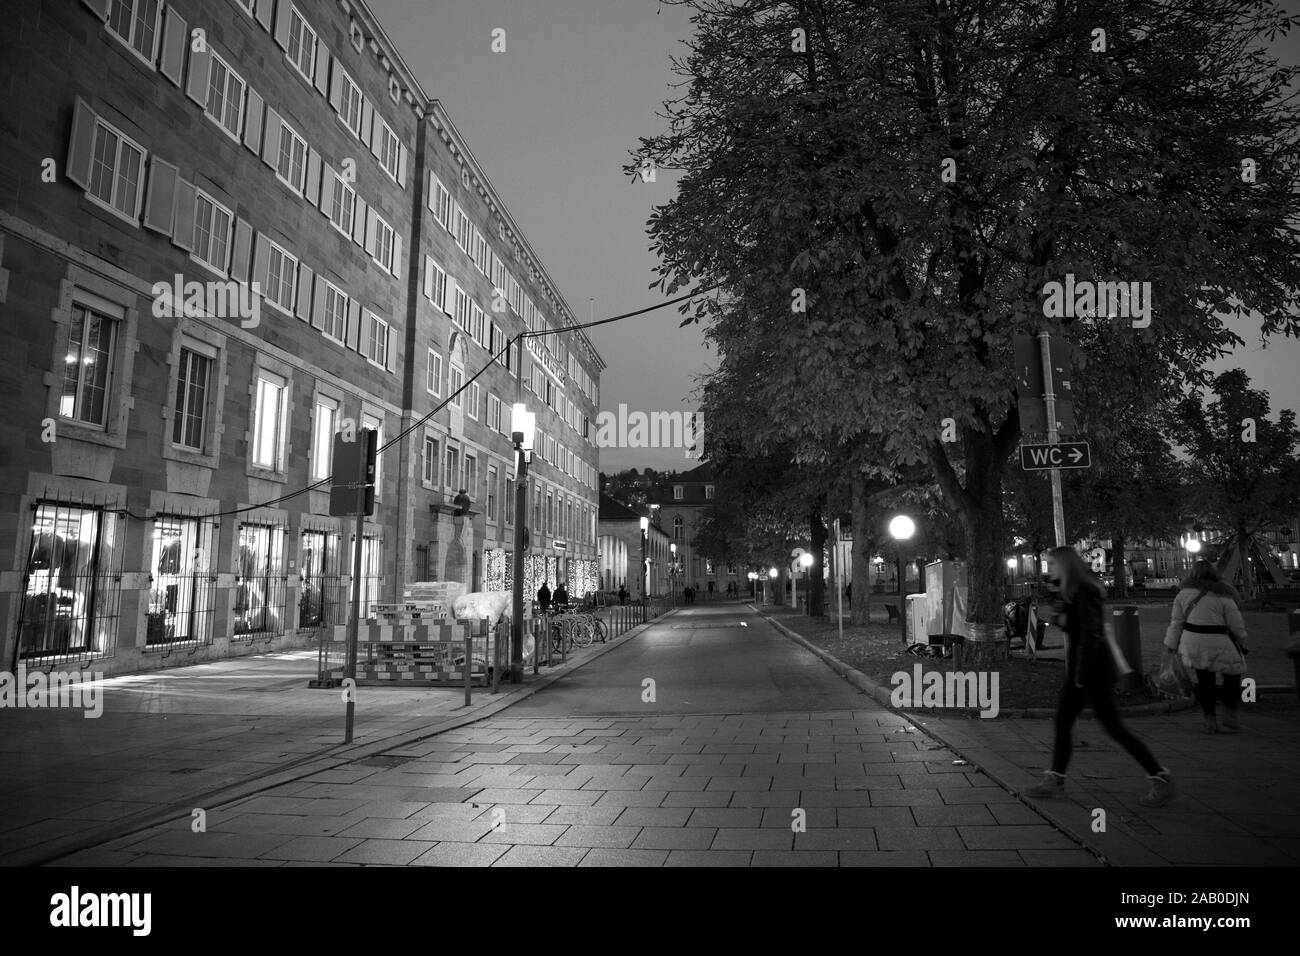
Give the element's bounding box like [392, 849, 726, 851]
[1067, 446, 1084, 464]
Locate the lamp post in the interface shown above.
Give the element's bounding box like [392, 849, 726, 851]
[768, 566, 777, 605]
[510, 403, 536, 684]
[748, 571, 758, 603]
[1006, 557, 1018, 589]
[639, 515, 649, 600]
[889, 515, 915, 643]
[799, 551, 814, 615]
[670, 542, 678, 605]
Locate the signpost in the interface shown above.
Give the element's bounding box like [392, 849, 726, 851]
[1019, 441, 1091, 470]
[1015, 333, 1086, 546]
[329, 428, 377, 743]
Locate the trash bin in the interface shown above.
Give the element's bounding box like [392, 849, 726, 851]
[1112, 605, 1141, 693]
[905, 594, 928, 645]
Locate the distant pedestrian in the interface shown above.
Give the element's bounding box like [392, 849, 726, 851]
[846, 582, 852, 608]
[537, 581, 552, 613]
[618, 584, 628, 606]
[1025, 547, 1174, 806]
[553, 581, 569, 607]
[1163, 560, 1248, 734]
[707, 580, 715, 599]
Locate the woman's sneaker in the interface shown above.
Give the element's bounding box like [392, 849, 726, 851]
[1140, 770, 1175, 807]
[1023, 771, 1065, 798]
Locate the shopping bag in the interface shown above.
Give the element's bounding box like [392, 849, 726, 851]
[1156, 653, 1193, 698]
[1102, 622, 1131, 677]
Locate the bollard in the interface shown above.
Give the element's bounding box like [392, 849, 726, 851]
[1112, 606, 1141, 694]
[1289, 610, 1300, 706]
[464, 627, 472, 707]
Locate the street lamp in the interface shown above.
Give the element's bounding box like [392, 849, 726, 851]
[639, 515, 649, 600]
[799, 551, 815, 615]
[1006, 557, 1018, 587]
[768, 566, 777, 605]
[747, 570, 758, 603]
[889, 515, 915, 643]
[670, 542, 678, 605]
[509, 403, 536, 684]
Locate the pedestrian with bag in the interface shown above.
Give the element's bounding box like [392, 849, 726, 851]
[1162, 560, 1248, 733]
[1024, 547, 1175, 806]
[537, 581, 552, 614]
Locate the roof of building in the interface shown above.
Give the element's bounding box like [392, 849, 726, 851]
[599, 493, 646, 522]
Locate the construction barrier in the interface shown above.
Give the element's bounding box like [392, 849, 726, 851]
[313, 618, 507, 691]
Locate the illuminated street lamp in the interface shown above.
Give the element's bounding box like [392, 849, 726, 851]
[640, 515, 649, 599]
[799, 551, 815, 615]
[889, 515, 915, 643]
[768, 566, 778, 605]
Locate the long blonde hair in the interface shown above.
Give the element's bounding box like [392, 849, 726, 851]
[1049, 547, 1103, 600]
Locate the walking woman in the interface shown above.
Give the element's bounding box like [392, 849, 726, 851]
[1163, 560, 1248, 733]
[1024, 547, 1175, 806]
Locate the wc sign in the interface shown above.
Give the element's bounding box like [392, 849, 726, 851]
[1020, 441, 1091, 471]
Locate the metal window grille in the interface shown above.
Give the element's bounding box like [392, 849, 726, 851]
[299, 530, 342, 629]
[148, 514, 218, 654]
[13, 498, 125, 670]
[233, 522, 287, 641]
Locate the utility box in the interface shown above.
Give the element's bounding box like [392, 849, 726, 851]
[924, 560, 971, 643]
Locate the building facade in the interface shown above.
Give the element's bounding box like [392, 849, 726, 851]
[649, 462, 745, 595]
[0, 0, 601, 677]
[597, 494, 670, 598]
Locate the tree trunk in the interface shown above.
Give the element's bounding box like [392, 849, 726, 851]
[809, 507, 827, 617]
[850, 478, 872, 626]
[954, 433, 1010, 664]
[1112, 532, 1128, 599]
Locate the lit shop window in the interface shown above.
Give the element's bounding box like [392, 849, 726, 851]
[233, 523, 285, 637]
[147, 515, 216, 646]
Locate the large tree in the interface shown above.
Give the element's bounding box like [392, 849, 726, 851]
[637, 0, 1300, 660]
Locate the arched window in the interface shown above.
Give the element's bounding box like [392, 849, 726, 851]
[673, 516, 684, 540]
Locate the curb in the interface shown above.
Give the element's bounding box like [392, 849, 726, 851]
[24, 608, 676, 867]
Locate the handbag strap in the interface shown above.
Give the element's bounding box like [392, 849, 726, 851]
[1175, 588, 1211, 649]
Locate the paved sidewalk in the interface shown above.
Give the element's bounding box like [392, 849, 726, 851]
[768, 611, 1300, 866]
[0, 622, 650, 867]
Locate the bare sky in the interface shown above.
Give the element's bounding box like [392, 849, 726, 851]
[367, 0, 1300, 475]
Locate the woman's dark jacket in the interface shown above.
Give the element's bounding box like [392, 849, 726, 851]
[1054, 583, 1114, 686]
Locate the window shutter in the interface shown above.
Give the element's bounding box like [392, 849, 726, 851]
[369, 113, 383, 159]
[80, 0, 108, 21]
[346, 299, 360, 350]
[171, 179, 197, 252]
[423, 256, 433, 300]
[391, 235, 402, 279]
[352, 197, 368, 247]
[320, 169, 337, 220]
[185, 45, 212, 109]
[359, 310, 372, 357]
[445, 276, 457, 316]
[242, 88, 264, 155]
[231, 219, 254, 283]
[311, 274, 327, 330]
[360, 99, 372, 145]
[397, 144, 407, 187]
[364, 207, 378, 257]
[313, 46, 330, 95]
[255, 0, 273, 31]
[252, 233, 272, 290]
[273, 0, 292, 50]
[295, 264, 314, 322]
[159, 7, 187, 87]
[426, 170, 435, 212]
[305, 148, 321, 207]
[261, 107, 281, 168]
[385, 325, 397, 373]
[328, 59, 344, 112]
[65, 98, 98, 191]
[142, 158, 179, 234]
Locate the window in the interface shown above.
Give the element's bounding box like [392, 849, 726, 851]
[206, 52, 246, 140]
[705, 485, 715, 500]
[251, 370, 287, 471]
[454, 287, 470, 330]
[372, 214, 395, 273]
[424, 257, 447, 309]
[467, 382, 480, 420]
[423, 436, 440, 485]
[362, 412, 383, 492]
[505, 476, 514, 524]
[235, 523, 286, 637]
[486, 465, 498, 521]
[338, 72, 363, 138]
[472, 227, 487, 274]
[673, 516, 684, 540]
[286, 5, 318, 82]
[192, 191, 233, 274]
[673, 485, 684, 501]
[310, 396, 338, 481]
[446, 444, 460, 490]
[470, 303, 485, 345]
[431, 174, 451, 229]
[546, 491, 554, 534]
[276, 118, 307, 193]
[487, 394, 502, 433]
[534, 486, 541, 529]
[454, 203, 470, 253]
[87, 118, 145, 222]
[172, 347, 212, 450]
[60, 303, 118, 428]
[378, 121, 400, 182]
[426, 349, 442, 397]
[329, 173, 355, 237]
[465, 455, 478, 498]
[264, 242, 297, 313]
[449, 366, 463, 407]
[365, 313, 389, 368]
[321, 283, 348, 343]
[107, 0, 161, 65]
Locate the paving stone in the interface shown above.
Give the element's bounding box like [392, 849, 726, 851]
[687, 808, 763, 828]
[592, 791, 667, 809]
[957, 826, 1078, 851]
[530, 789, 602, 806]
[834, 807, 916, 828]
[335, 839, 437, 865]
[989, 804, 1049, 826]
[582, 775, 652, 791]
[705, 776, 772, 792]
[614, 807, 692, 828]
[660, 791, 732, 808]
[751, 850, 838, 867]
[840, 850, 932, 867]
[793, 829, 878, 852]
[761, 806, 834, 829]
[728, 790, 804, 809]
[912, 805, 999, 827]
[479, 823, 569, 846]
[799, 790, 877, 808]
[640, 776, 709, 792]
[492, 845, 589, 867]
[542, 806, 626, 827]
[632, 827, 717, 850]
[663, 850, 754, 867]
[928, 850, 1026, 866]
[407, 818, 495, 843]
[336, 817, 427, 840]
[479, 804, 559, 825]
[711, 828, 794, 851]
[869, 789, 944, 807]
[874, 827, 964, 851]
[1018, 850, 1103, 867]
[469, 788, 545, 805]
[938, 787, 1016, 804]
[555, 825, 641, 849]
[259, 836, 366, 862]
[578, 848, 669, 867]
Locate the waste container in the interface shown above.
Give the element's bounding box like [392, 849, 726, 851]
[905, 594, 928, 645]
[1112, 605, 1141, 693]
